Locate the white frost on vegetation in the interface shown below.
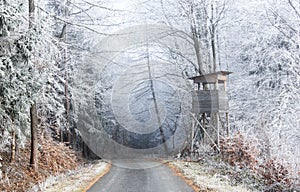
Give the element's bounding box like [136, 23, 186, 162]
[172, 161, 252, 192]
[30, 161, 108, 192]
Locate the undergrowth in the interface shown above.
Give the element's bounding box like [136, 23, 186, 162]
[0, 136, 83, 192]
[180, 131, 300, 191]
[220, 132, 299, 191]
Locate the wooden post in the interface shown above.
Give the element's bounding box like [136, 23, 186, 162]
[191, 113, 220, 151]
[191, 117, 195, 152]
[202, 113, 205, 141]
[215, 79, 219, 90]
[217, 114, 220, 147]
[226, 112, 230, 136]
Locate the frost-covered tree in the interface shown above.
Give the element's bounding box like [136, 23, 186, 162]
[255, 0, 300, 173]
[225, 0, 300, 183]
[42, 0, 122, 154]
[0, 1, 41, 162]
[0, 0, 59, 163]
[156, 0, 228, 74]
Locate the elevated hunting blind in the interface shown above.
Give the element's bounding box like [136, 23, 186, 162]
[189, 71, 232, 151]
[190, 71, 232, 113]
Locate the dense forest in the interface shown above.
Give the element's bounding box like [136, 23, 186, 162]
[0, 0, 299, 191]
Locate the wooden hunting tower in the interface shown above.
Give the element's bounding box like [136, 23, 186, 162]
[189, 71, 232, 150]
[190, 71, 231, 113]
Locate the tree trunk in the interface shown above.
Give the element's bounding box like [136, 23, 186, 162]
[211, 24, 217, 72]
[210, 3, 217, 72]
[10, 119, 16, 163]
[30, 102, 38, 170]
[192, 27, 205, 75]
[146, 41, 168, 153]
[29, 0, 34, 28]
[29, 0, 38, 170]
[190, 5, 205, 75]
[60, 2, 71, 146]
[64, 49, 70, 145]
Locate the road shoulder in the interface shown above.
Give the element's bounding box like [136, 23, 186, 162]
[167, 161, 252, 192]
[31, 160, 110, 192]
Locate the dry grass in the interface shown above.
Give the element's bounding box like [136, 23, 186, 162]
[38, 160, 110, 192]
[220, 132, 299, 191]
[169, 161, 252, 192]
[0, 136, 83, 192]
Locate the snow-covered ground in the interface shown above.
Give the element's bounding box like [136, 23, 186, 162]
[29, 160, 109, 192]
[170, 161, 253, 192]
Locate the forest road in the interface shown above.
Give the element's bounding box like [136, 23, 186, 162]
[87, 159, 194, 192]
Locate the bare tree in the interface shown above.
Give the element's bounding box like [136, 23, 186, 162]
[158, 0, 227, 74]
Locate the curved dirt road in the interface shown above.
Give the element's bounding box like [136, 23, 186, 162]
[87, 159, 194, 192]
